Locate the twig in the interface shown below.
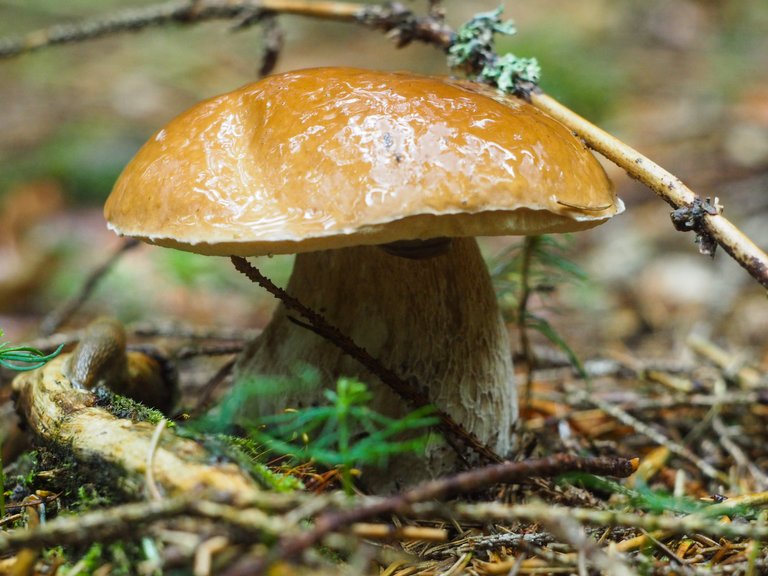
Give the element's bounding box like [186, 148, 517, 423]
[229, 454, 638, 575]
[38, 239, 139, 336]
[350, 523, 447, 541]
[176, 343, 245, 359]
[0, 496, 193, 554]
[230, 255, 502, 467]
[412, 501, 768, 541]
[540, 513, 637, 576]
[527, 89, 768, 290]
[0, 1, 354, 58]
[616, 392, 762, 412]
[687, 334, 764, 389]
[256, 13, 283, 78]
[0, 0, 453, 59]
[145, 419, 168, 501]
[638, 530, 696, 573]
[571, 389, 727, 483]
[130, 321, 260, 341]
[440, 532, 554, 556]
[711, 416, 768, 491]
[0, 493, 300, 556]
[194, 535, 230, 576]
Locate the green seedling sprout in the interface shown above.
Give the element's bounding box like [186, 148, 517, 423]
[493, 235, 591, 404]
[0, 329, 63, 372]
[194, 372, 437, 494]
[249, 378, 437, 494]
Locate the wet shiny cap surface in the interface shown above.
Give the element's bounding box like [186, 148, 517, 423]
[105, 67, 623, 256]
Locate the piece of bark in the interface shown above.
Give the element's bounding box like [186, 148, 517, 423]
[12, 355, 259, 500]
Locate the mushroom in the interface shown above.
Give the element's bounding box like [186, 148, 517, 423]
[104, 67, 623, 487]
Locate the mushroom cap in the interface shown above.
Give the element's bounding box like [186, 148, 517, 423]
[105, 67, 623, 256]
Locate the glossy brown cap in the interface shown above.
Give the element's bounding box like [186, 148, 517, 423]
[105, 67, 623, 256]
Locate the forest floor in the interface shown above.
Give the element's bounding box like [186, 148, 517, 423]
[1, 1, 767, 574]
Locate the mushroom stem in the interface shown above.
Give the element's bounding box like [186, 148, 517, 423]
[235, 237, 517, 486]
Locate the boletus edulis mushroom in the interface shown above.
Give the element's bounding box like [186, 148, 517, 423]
[105, 67, 623, 488]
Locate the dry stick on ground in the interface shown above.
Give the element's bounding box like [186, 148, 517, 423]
[38, 239, 140, 336]
[6, 490, 767, 562]
[130, 321, 260, 341]
[687, 333, 764, 388]
[0, 495, 295, 556]
[188, 356, 238, 417]
[256, 13, 284, 78]
[176, 343, 245, 359]
[226, 454, 638, 575]
[0, 496, 192, 555]
[539, 513, 638, 576]
[569, 388, 727, 483]
[711, 415, 768, 491]
[229, 255, 502, 467]
[432, 500, 768, 541]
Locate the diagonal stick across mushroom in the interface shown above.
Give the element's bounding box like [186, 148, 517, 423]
[229, 253, 500, 466]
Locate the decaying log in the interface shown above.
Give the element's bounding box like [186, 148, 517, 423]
[12, 355, 259, 500]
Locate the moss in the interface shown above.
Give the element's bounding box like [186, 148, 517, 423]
[92, 386, 169, 425]
[35, 442, 128, 507]
[60, 539, 152, 576]
[217, 435, 306, 493]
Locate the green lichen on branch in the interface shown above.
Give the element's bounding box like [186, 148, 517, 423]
[448, 7, 540, 92]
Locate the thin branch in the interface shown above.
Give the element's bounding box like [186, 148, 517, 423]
[38, 239, 139, 336]
[571, 389, 727, 483]
[229, 256, 501, 467]
[687, 333, 764, 389]
[0, 0, 453, 59]
[431, 500, 768, 541]
[228, 454, 638, 575]
[0, 1, 355, 58]
[540, 513, 638, 576]
[145, 418, 168, 502]
[188, 356, 237, 417]
[129, 321, 260, 341]
[256, 13, 284, 78]
[0, 496, 193, 554]
[712, 416, 768, 491]
[176, 343, 245, 359]
[527, 89, 768, 290]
